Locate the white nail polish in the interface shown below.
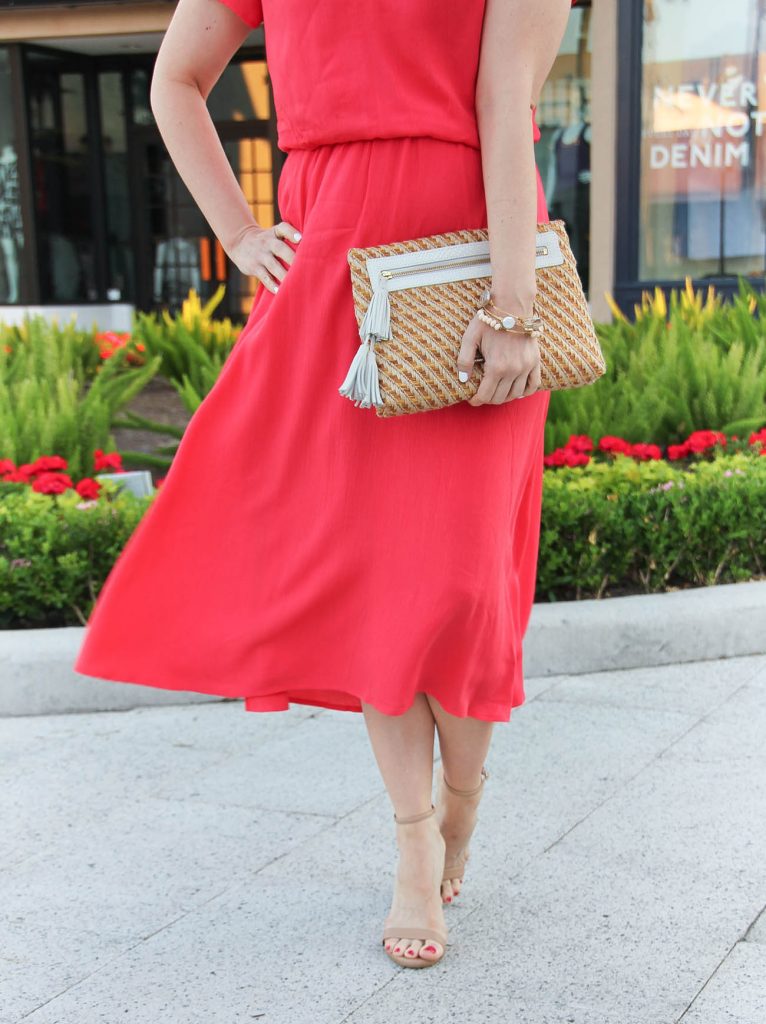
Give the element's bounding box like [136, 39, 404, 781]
[458, 370, 469, 383]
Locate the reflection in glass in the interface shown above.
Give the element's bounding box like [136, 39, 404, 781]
[640, 0, 766, 280]
[0, 48, 24, 304]
[534, 4, 591, 291]
[27, 53, 97, 302]
[99, 71, 134, 301]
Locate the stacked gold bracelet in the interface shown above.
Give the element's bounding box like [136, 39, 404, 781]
[476, 289, 543, 335]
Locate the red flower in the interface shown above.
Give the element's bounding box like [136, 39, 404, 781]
[75, 477, 102, 500]
[29, 455, 68, 474]
[564, 451, 590, 466]
[544, 447, 590, 468]
[667, 443, 690, 461]
[31, 471, 73, 494]
[685, 430, 727, 453]
[94, 331, 145, 365]
[2, 469, 30, 483]
[597, 435, 632, 455]
[628, 442, 662, 461]
[749, 428, 766, 447]
[93, 448, 124, 472]
[564, 434, 594, 453]
[0, 458, 15, 475]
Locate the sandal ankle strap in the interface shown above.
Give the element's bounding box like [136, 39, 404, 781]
[394, 803, 436, 825]
[441, 765, 489, 797]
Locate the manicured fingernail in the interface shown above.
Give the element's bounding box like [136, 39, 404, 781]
[458, 370, 469, 383]
[294, 232, 301, 241]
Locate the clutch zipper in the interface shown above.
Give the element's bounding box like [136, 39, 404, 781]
[379, 245, 549, 281]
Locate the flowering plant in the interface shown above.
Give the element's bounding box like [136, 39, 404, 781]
[543, 427, 765, 470]
[94, 331, 147, 365]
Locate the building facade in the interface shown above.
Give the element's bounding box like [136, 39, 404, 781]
[0, 0, 763, 324]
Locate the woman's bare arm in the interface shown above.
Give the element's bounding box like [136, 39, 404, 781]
[149, 0, 299, 293]
[457, 0, 571, 407]
[475, 0, 572, 314]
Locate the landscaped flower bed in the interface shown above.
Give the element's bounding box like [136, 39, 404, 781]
[537, 428, 766, 600]
[1, 430, 764, 627]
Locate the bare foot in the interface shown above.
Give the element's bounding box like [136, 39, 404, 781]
[383, 812, 447, 964]
[435, 764, 487, 903]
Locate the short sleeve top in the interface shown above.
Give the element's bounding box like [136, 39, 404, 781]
[217, 0, 578, 152]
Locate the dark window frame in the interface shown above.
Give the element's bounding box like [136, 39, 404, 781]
[10, 37, 279, 309]
[613, 0, 765, 313]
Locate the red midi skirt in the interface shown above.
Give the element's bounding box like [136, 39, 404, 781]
[74, 135, 551, 722]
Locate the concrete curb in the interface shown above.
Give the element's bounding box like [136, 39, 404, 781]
[1, 579, 765, 716]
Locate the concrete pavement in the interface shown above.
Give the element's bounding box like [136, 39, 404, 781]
[2, 654, 766, 1023]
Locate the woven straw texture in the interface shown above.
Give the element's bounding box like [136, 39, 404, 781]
[347, 219, 606, 417]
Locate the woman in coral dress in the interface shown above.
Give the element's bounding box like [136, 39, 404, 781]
[75, 0, 576, 968]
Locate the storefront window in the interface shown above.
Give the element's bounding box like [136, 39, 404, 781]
[0, 48, 25, 304]
[99, 71, 134, 302]
[534, 2, 591, 290]
[26, 50, 98, 302]
[640, 0, 766, 280]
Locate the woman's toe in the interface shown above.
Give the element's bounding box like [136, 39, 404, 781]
[420, 941, 443, 961]
[441, 878, 454, 903]
[404, 940, 423, 958]
[451, 876, 462, 896]
[390, 939, 405, 956]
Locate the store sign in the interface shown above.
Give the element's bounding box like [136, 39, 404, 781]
[644, 62, 764, 197]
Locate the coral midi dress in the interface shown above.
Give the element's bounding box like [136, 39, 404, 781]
[74, 0, 568, 722]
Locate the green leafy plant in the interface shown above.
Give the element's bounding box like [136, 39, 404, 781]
[0, 315, 160, 480]
[112, 286, 244, 470]
[544, 277, 766, 452]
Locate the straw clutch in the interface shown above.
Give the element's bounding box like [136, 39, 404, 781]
[339, 219, 606, 417]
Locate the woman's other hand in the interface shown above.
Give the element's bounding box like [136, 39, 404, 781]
[227, 221, 302, 293]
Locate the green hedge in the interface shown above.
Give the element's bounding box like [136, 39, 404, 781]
[1, 451, 764, 628]
[537, 449, 766, 600]
[0, 484, 148, 628]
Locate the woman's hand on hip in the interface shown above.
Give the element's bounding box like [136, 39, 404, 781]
[227, 221, 302, 294]
[457, 313, 542, 406]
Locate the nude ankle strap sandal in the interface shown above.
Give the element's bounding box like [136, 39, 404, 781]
[439, 765, 489, 889]
[381, 803, 448, 969]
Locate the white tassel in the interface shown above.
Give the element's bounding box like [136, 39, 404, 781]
[338, 285, 390, 408]
[358, 286, 390, 344]
[338, 338, 382, 407]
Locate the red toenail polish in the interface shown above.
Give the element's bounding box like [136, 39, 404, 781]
[446, 897, 452, 902]
[424, 946, 436, 953]
[406, 950, 415, 956]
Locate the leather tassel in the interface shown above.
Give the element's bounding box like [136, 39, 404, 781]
[338, 285, 389, 408]
[338, 337, 382, 408]
[358, 286, 391, 345]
